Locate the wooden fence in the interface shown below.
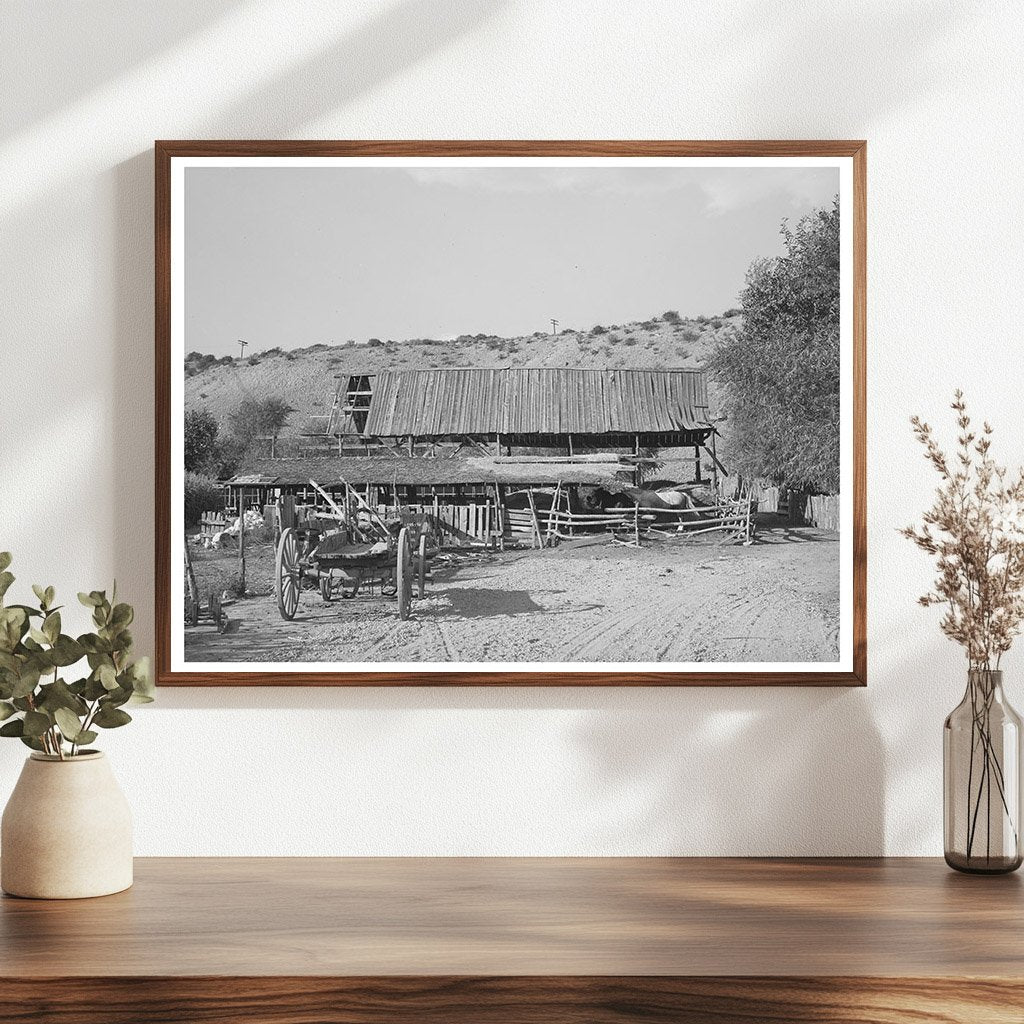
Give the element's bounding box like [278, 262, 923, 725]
[789, 492, 841, 532]
[199, 511, 228, 539]
[506, 497, 753, 547]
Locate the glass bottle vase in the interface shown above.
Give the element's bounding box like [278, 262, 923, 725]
[944, 669, 1023, 873]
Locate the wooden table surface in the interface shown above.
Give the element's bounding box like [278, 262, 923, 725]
[2, 857, 1023, 1023]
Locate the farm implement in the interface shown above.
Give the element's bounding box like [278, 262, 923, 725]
[274, 476, 435, 622]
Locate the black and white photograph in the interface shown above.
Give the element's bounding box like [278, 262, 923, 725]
[161, 147, 861, 683]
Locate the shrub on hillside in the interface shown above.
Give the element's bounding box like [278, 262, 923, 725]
[681, 328, 701, 342]
[662, 310, 682, 324]
[367, 338, 382, 347]
[184, 472, 224, 527]
[722, 308, 742, 318]
[606, 333, 621, 344]
[623, 336, 638, 346]
[590, 325, 607, 335]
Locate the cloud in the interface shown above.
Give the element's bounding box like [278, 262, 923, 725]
[402, 165, 838, 214]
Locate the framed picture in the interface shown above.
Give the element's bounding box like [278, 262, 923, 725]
[156, 141, 865, 686]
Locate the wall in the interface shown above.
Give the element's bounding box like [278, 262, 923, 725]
[1, 0, 1022, 855]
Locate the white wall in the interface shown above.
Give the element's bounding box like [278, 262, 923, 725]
[1, 0, 1022, 856]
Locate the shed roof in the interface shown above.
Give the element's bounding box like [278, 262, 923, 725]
[230, 455, 636, 489]
[362, 368, 710, 436]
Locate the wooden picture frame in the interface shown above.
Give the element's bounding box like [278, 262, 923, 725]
[156, 140, 866, 686]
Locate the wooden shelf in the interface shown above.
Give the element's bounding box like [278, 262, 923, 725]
[2, 857, 1022, 1022]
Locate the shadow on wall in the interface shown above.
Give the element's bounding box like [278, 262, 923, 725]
[104, 0, 509, 657]
[572, 687, 885, 856]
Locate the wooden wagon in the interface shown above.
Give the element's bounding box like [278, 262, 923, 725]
[274, 523, 432, 622]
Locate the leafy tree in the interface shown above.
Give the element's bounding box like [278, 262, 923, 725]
[227, 396, 294, 461]
[708, 197, 840, 493]
[183, 408, 220, 473]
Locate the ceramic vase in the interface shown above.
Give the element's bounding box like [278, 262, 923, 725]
[1, 751, 133, 898]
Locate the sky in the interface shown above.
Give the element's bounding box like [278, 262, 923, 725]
[184, 163, 839, 356]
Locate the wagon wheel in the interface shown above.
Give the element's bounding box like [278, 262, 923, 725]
[275, 527, 301, 620]
[397, 527, 412, 621]
[320, 572, 334, 602]
[417, 533, 427, 600]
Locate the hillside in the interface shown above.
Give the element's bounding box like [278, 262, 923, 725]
[183, 312, 739, 438]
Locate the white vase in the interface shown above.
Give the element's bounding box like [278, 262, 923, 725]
[1, 751, 133, 899]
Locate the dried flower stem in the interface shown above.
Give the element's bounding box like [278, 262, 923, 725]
[904, 392, 1024, 863]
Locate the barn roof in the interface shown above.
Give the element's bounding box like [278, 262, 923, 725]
[230, 455, 636, 489]
[362, 367, 710, 436]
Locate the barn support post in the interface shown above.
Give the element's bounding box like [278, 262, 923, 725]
[237, 497, 246, 596]
[694, 444, 703, 483]
[568, 434, 574, 457]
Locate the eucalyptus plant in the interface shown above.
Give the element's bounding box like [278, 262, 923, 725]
[0, 552, 153, 759]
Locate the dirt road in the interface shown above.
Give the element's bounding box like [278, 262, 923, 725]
[185, 523, 839, 666]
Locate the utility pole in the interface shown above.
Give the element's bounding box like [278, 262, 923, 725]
[238, 339, 248, 360]
[550, 319, 559, 335]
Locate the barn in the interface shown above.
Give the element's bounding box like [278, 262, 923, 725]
[225, 367, 722, 543]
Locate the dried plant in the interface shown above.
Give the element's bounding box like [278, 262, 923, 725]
[904, 392, 1024, 864]
[902, 391, 1024, 671]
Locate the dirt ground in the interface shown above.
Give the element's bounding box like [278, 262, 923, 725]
[184, 518, 840, 665]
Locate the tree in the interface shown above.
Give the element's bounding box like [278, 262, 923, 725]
[227, 396, 294, 460]
[708, 198, 840, 493]
[183, 408, 220, 473]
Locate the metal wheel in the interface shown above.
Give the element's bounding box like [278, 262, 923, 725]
[417, 533, 427, 600]
[397, 527, 412, 621]
[320, 572, 334, 602]
[275, 527, 301, 620]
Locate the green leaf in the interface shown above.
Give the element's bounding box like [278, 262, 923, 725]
[11, 666, 41, 699]
[98, 663, 118, 690]
[28, 626, 49, 646]
[31, 584, 50, 609]
[36, 678, 88, 716]
[83, 674, 108, 701]
[0, 606, 27, 652]
[110, 603, 134, 629]
[19, 734, 45, 752]
[0, 552, 11, 573]
[49, 635, 85, 667]
[0, 718, 24, 737]
[104, 684, 132, 708]
[53, 707, 84, 741]
[42, 611, 60, 644]
[128, 656, 155, 703]
[80, 636, 112, 656]
[78, 591, 100, 608]
[93, 705, 132, 729]
[0, 701, 15, 721]
[44, 586, 55, 608]
[0, 572, 14, 602]
[74, 730, 98, 747]
[22, 710, 50, 738]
